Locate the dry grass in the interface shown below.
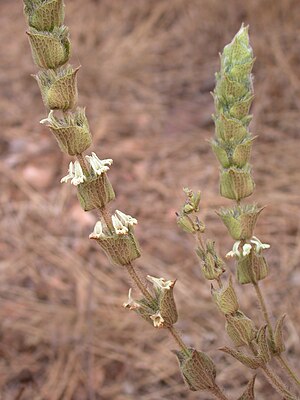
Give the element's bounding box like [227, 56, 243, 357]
[0, 0, 300, 399]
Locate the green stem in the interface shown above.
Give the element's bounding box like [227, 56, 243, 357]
[261, 365, 298, 400]
[168, 325, 190, 357]
[276, 354, 300, 387]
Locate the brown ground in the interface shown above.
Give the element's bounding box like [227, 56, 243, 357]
[0, 0, 300, 399]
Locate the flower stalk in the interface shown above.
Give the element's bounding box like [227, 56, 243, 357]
[22, 1, 230, 399]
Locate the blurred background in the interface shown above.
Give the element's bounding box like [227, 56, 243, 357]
[0, 0, 300, 399]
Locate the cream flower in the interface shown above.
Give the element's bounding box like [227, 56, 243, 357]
[242, 243, 252, 256]
[251, 236, 270, 253]
[123, 288, 140, 310]
[226, 240, 241, 258]
[150, 311, 165, 328]
[85, 152, 113, 176]
[112, 215, 128, 235]
[89, 221, 105, 239]
[115, 210, 138, 227]
[60, 161, 74, 183]
[40, 110, 54, 126]
[147, 275, 174, 290]
[71, 161, 86, 186]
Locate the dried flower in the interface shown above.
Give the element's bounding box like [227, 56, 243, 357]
[150, 311, 165, 328]
[123, 289, 141, 310]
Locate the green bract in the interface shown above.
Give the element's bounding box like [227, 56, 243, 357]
[24, 0, 65, 31]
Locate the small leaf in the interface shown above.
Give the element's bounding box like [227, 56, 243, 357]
[238, 375, 256, 399]
[220, 347, 261, 369]
[274, 314, 287, 354]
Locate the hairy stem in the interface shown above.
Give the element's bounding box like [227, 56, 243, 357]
[99, 206, 114, 234]
[210, 385, 230, 400]
[261, 365, 298, 400]
[276, 354, 300, 387]
[168, 325, 190, 357]
[252, 281, 274, 341]
[76, 153, 89, 176]
[125, 262, 153, 303]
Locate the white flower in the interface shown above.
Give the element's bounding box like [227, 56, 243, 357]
[60, 161, 74, 183]
[150, 311, 165, 328]
[112, 215, 128, 235]
[123, 288, 140, 310]
[115, 210, 138, 227]
[251, 236, 270, 253]
[85, 152, 113, 176]
[40, 110, 54, 126]
[147, 275, 174, 291]
[226, 240, 241, 258]
[71, 161, 86, 186]
[242, 243, 252, 256]
[89, 221, 105, 239]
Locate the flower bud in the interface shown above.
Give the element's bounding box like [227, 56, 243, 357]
[90, 231, 141, 266]
[24, 0, 65, 31]
[212, 137, 254, 169]
[196, 240, 225, 280]
[229, 94, 254, 120]
[177, 213, 196, 234]
[214, 113, 248, 142]
[27, 26, 70, 69]
[220, 166, 255, 201]
[225, 311, 256, 347]
[40, 108, 91, 155]
[232, 137, 254, 167]
[237, 250, 269, 285]
[35, 65, 79, 111]
[216, 74, 249, 100]
[77, 173, 115, 211]
[212, 276, 239, 315]
[173, 348, 216, 391]
[217, 205, 264, 240]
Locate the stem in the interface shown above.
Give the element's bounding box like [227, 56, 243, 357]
[210, 385, 230, 400]
[168, 325, 190, 357]
[125, 263, 153, 303]
[76, 153, 89, 176]
[99, 206, 114, 233]
[261, 365, 298, 400]
[252, 281, 274, 342]
[276, 354, 300, 387]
